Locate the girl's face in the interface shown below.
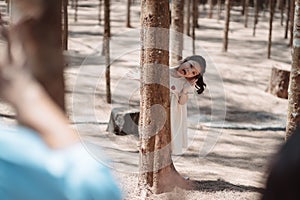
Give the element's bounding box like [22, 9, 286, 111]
[177, 60, 202, 78]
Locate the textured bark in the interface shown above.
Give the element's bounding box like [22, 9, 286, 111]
[268, 66, 290, 99]
[170, 0, 184, 66]
[104, 0, 111, 103]
[286, 0, 300, 139]
[139, 0, 191, 195]
[268, 0, 275, 59]
[223, 0, 230, 52]
[10, 0, 65, 111]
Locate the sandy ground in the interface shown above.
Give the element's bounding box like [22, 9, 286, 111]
[0, 1, 292, 199]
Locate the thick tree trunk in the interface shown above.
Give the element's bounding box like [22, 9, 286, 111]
[170, 0, 184, 66]
[223, 0, 230, 52]
[139, 0, 191, 195]
[268, 0, 275, 59]
[104, 0, 111, 103]
[286, 0, 300, 139]
[10, 0, 65, 111]
[126, 0, 131, 27]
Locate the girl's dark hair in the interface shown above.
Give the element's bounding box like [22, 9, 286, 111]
[194, 74, 206, 94]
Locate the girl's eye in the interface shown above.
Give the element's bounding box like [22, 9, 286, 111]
[192, 71, 196, 75]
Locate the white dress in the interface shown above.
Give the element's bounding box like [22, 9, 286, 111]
[169, 75, 190, 155]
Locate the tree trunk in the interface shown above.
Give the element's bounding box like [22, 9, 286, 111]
[139, 0, 191, 195]
[98, 0, 102, 25]
[185, 0, 191, 36]
[286, 0, 300, 139]
[170, 0, 184, 66]
[10, 0, 65, 111]
[192, 0, 197, 54]
[208, 0, 213, 18]
[104, 0, 111, 103]
[223, 0, 230, 52]
[289, 0, 295, 46]
[279, 0, 285, 26]
[241, 0, 246, 15]
[253, 0, 259, 36]
[268, 0, 275, 59]
[244, 0, 249, 28]
[62, 0, 68, 50]
[126, 0, 131, 27]
[74, 0, 78, 22]
[285, 0, 291, 39]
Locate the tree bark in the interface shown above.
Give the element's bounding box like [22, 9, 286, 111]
[286, 0, 300, 139]
[104, 0, 111, 103]
[139, 0, 191, 195]
[268, 0, 275, 59]
[285, 0, 291, 39]
[223, 0, 230, 52]
[10, 0, 65, 111]
[170, 0, 184, 66]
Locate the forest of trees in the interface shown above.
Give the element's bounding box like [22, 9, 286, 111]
[1, 0, 300, 196]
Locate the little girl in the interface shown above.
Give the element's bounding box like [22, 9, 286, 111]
[169, 55, 206, 155]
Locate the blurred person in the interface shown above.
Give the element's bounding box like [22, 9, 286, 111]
[0, 26, 122, 200]
[261, 127, 300, 200]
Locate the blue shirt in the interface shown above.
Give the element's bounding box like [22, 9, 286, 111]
[0, 125, 122, 200]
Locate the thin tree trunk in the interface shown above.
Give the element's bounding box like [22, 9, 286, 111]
[286, 0, 300, 139]
[126, 0, 131, 27]
[217, 0, 222, 21]
[185, 0, 191, 36]
[192, 0, 197, 54]
[241, 0, 246, 15]
[104, 0, 111, 103]
[268, 0, 275, 59]
[74, 0, 78, 22]
[285, 0, 290, 39]
[98, 0, 102, 25]
[195, 0, 199, 28]
[253, 0, 259, 36]
[279, 0, 285, 26]
[62, 0, 68, 50]
[244, 0, 249, 27]
[170, 0, 184, 66]
[289, 0, 295, 46]
[139, 0, 191, 195]
[223, 0, 231, 52]
[10, 0, 65, 111]
[208, 0, 213, 18]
